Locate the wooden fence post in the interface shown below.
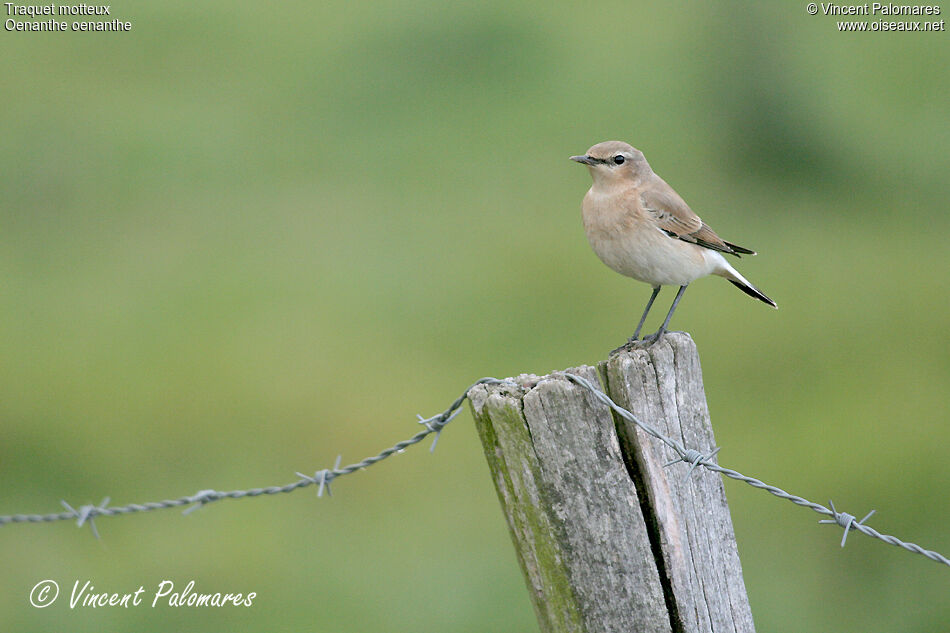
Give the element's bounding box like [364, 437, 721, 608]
[468, 333, 755, 633]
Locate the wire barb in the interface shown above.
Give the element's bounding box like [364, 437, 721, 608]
[298, 455, 343, 498]
[61, 497, 110, 539]
[665, 446, 722, 479]
[819, 500, 876, 547]
[417, 407, 462, 452]
[182, 489, 221, 515]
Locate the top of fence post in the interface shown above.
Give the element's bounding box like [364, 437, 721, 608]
[469, 332, 755, 632]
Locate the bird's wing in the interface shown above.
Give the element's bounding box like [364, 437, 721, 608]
[639, 181, 755, 257]
[638, 183, 702, 235]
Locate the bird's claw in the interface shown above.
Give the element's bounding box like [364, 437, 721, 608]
[610, 335, 649, 355]
[611, 331, 675, 355]
[639, 332, 662, 346]
[609, 341, 635, 355]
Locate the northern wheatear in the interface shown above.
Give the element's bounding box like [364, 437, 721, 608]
[571, 141, 776, 349]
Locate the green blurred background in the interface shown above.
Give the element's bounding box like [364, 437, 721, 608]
[2, 1, 948, 631]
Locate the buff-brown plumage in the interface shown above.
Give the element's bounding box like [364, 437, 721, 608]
[571, 141, 775, 347]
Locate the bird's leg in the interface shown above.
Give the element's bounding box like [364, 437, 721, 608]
[631, 286, 661, 342]
[641, 285, 688, 346]
[609, 286, 662, 355]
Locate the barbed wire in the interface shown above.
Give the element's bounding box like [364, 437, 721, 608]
[562, 373, 950, 568]
[0, 377, 508, 533]
[1, 371, 946, 570]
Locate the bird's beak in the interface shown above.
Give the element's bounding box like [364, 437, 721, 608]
[570, 155, 596, 166]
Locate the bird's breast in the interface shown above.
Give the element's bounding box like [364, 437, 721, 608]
[581, 189, 710, 286]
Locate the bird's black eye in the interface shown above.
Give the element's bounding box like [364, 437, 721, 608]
[613, 155, 625, 165]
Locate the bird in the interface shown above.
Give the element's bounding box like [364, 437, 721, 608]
[571, 140, 776, 350]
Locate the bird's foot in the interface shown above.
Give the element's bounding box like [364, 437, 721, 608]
[639, 329, 689, 347]
[635, 329, 672, 348]
[609, 330, 683, 355]
[609, 339, 636, 355]
[639, 332, 662, 346]
[609, 334, 647, 355]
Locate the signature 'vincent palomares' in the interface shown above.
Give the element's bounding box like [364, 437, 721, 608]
[571, 141, 776, 350]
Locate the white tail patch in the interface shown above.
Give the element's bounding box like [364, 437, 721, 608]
[717, 261, 777, 308]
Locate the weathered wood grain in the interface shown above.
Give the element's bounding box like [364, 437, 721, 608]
[468, 365, 671, 633]
[603, 332, 755, 633]
[470, 333, 756, 632]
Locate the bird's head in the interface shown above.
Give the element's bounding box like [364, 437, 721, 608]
[570, 141, 652, 187]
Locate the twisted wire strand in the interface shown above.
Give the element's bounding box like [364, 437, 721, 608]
[2, 371, 947, 570]
[0, 377, 509, 530]
[562, 372, 950, 568]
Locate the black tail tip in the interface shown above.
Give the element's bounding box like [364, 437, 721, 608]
[729, 280, 777, 308]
